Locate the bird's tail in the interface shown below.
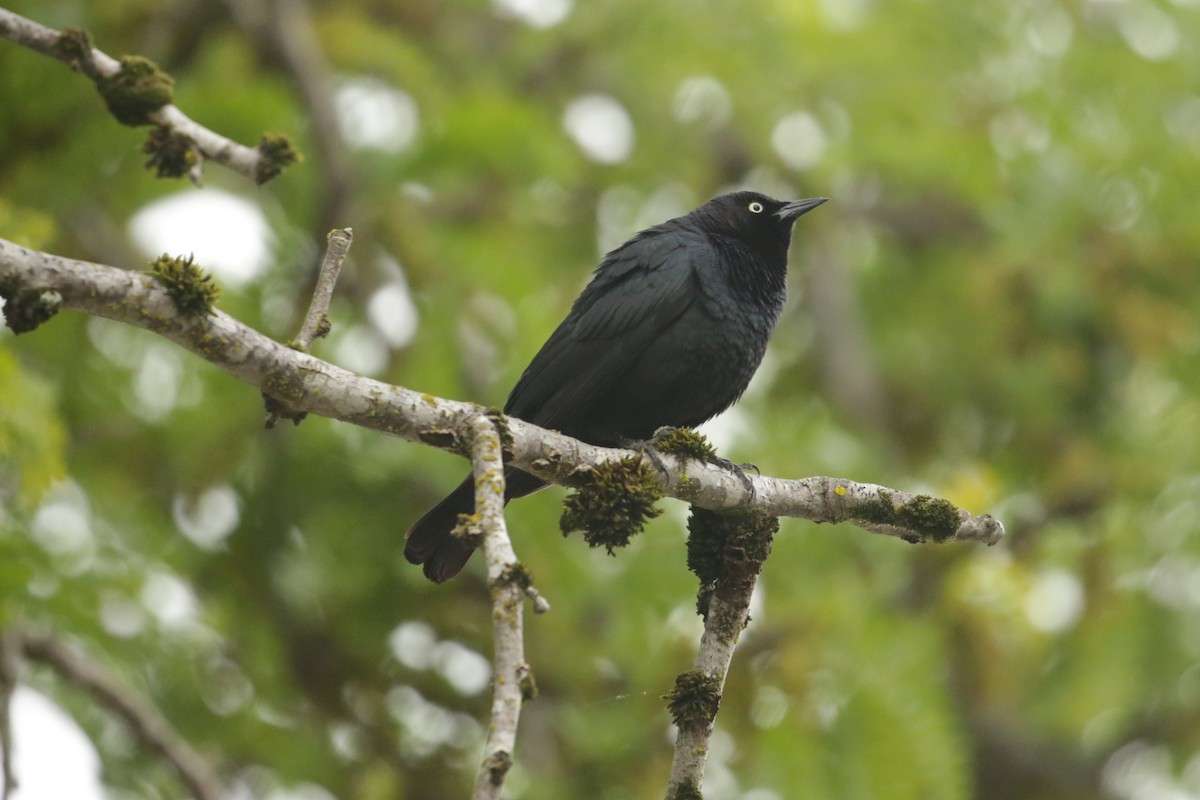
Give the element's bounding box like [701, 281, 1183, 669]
[404, 468, 546, 583]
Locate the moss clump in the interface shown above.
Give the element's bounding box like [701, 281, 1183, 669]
[256, 132, 302, 184]
[896, 495, 961, 542]
[486, 409, 514, 457]
[687, 507, 778, 618]
[560, 455, 663, 554]
[855, 488, 897, 527]
[287, 318, 332, 350]
[149, 254, 220, 316]
[497, 562, 534, 592]
[686, 507, 727, 588]
[96, 55, 174, 126]
[450, 512, 485, 549]
[484, 750, 512, 786]
[262, 394, 306, 428]
[52, 28, 95, 71]
[261, 366, 310, 428]
[143, 126, 198, 178]
[313, 313, 332, 340]
[0, 284, 61, 335]
[669, 782, 704, 800]
[854, 490, 961, 543]
[519, 667, 539, 702]
[261, 367, 306, 405]
[653, 427, 716, 462]
[664, 670, 722, 729]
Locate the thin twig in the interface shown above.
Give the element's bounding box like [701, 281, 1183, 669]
[0, 8, 292, 185]
[466, 416, 539, 800]
[524, 585, 551, 614]
[293, 227, 352, 351]
[267, 226, 351, 427]
[6, 631, 226, 800]
[0, 236, 1006, 547]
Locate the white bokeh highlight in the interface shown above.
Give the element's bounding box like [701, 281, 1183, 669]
[1023, 568, 1085, 633]
[367, 281, 419, 349]
[141, 570, 199, 629]
[493, 0, 573, 28]
[129, 189, 272, 287]
[389, 620, 438, 670]
[331, 324, 390, 377]
[563, 94, 635, 164]
[4, 689, 104, 800]
[771, 110, 828, 170]
[173, 484, 241, 549]
[334, 77, 420, 152]
[672, 76, 732, 128]
[1118, 2, 1179, 62]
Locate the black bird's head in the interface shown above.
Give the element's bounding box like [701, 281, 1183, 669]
[692, 191, 827, 250]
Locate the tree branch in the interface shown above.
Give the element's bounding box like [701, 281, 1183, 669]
[465, 416, 538, 800]
[0, 235, 1005, 546]
[665, 510, 776, 798]
[0, 7, 297, 185]
[293, 227, 352, 352]
[0, 630, 225, 800]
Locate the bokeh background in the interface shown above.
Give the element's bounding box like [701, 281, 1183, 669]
[2, 0, 1199, 798]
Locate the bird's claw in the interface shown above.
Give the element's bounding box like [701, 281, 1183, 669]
[707, 456, 760, 475]
[627, 434, 671, 477]
[630, 429, 757, 498]
[650, 425, 680, 443]
[707, 454, 759, 497]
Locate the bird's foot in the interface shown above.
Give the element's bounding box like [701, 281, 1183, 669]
[707, 454, 760, 475]
[627, 427, 758, 498]
[625, 430, 673, 477]
[630, 426, 711, 475]
[707, 454, 759, 498]
[649, 425, 680, 445]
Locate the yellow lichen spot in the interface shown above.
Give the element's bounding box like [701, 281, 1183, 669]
[421, 394, 438, 406]
[835, 486, 847, 496]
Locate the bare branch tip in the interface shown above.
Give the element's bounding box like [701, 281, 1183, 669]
[527, 587, 552, 614]
[291, 227, 352, 351]
[960, 513, 1006, 546]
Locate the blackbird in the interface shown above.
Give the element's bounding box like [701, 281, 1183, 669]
[405, 190, 827, 582]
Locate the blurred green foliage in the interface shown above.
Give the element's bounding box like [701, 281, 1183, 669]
[3, 0, 1200, 798]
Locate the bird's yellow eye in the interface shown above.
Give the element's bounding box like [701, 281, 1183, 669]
[748, 202, 764, 213]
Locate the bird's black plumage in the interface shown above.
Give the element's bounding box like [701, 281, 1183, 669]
[405, 190, 827, 582]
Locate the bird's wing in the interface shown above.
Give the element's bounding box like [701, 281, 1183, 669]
[504, 230, 711, 433]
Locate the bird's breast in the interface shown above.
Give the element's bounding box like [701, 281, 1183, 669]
[580, 296, 779, 440]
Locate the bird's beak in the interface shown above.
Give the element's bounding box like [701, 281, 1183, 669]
[775, 197, 829, 221]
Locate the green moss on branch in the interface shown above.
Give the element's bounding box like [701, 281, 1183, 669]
[560, 455, 663, 553]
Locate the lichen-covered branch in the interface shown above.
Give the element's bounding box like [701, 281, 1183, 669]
[665, 510, 777, 798]
[0, 236, 1005, 547]
[465, 416, 538, 800]
[0, 7, 298, 185]
[294, 228, 352, 352]
[0, 630, 225, 800]
[265, 227, 354, 426]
